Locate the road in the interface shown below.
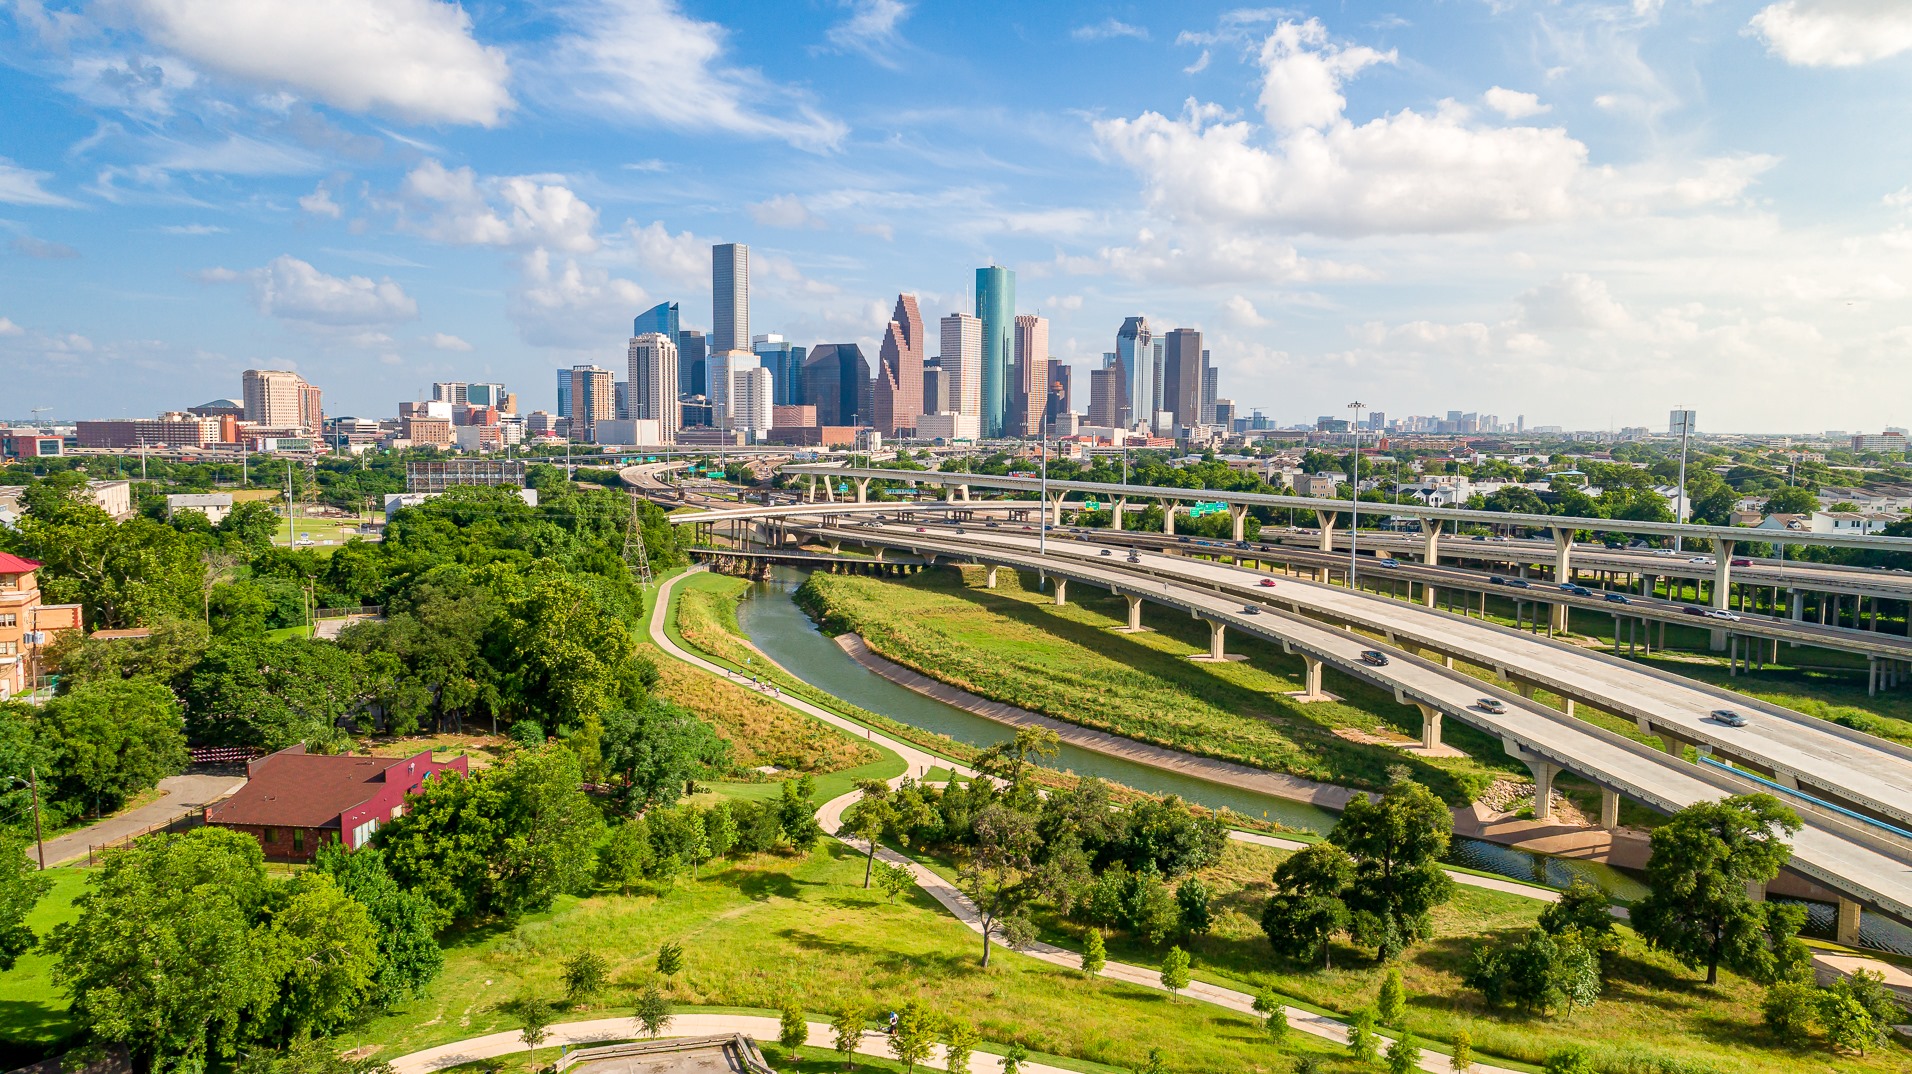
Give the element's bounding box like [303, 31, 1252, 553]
[34, 772, 246, 866]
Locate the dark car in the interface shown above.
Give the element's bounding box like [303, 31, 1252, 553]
[1177, 536, 1192, 544]
[1099, 548, 1112, 556]
[1506, 579, 1531, 589]
[1604, 593, 1631, 604]
[1489, 576, 1507, 586]
[1127, 553, 1141, 563]
[1682, 605, 1708, 616]
[1360, 649, 1389, 667]
[1242, 604, 1261, 615]
[1560, 584, 1593, 596]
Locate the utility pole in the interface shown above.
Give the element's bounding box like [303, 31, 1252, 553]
[285, 462, 296, 547]
[1673, 407, 1692, 553]
[1347, 401, 1366, 589]
[1039, 433, 1048, 556]
[28, 766, 43, 870]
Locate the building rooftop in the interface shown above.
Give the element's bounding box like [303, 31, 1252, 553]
[206, 749, 427, 831]
[563, 1036, 775, 1074]
[0, 553, 41, 574]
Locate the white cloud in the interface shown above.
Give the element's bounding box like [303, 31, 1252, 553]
[1183, 50, 1211, 75]
[1256, 18, 1394, 133]
[159, 223, 227, 235]
[1515, 273, 1632, 332]
[1044, 294, 1085, 311]
[0, 318, 21, 337]
[748, 194, 822, 229]
[428, 332, 473, 351]
[1073, 19, 1149, 42]
[299, 184, 342, 218]
[827, 1, 911, 66]
[209, 255, 419, 325]
[624, 220, 710, 293]
[11, 236, 79, 259]
[1483, 86, 1550, 119]
[542, 0, 846, 152]
[124, 0, 511, 125]
[0, 160, 78, 207]
[398, 160, 600, 253]
[1223, 294, 1269, 326]
[1749, 1, 1912, 68]
[511, 247, 647, 349]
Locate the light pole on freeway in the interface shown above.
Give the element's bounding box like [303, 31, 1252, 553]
[1347, 401, 1366, 589]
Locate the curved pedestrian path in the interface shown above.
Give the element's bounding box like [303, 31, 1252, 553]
[647, 569, 1511, 1074]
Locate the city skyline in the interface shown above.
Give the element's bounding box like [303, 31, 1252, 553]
[3, 2, 1911, 430]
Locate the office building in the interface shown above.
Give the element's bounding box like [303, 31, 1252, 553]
[731, 364, 773, 441]
[707, 350, 756, 430]
[939, 312, 982, 418]
[677, 329, 708, 397]
[1200, 356, 1216, 425]
[466, 382, 507, 409]
[613, 381, 629, 421]
[1213, 399, 1236, 427]
[802, 344, 871, 428]
[873, 293, 926, 437]
[243, 369, 309, 430]
[1114, 317, 1151, 430]
[1162, 328, 1202, 434]
[923, 362, 947, 415]
[712, 243, 749, 353]
[1087, 364, 1120, 429]
[628, 332, 681, 443]
[754, 334, 808, 408]
[566, 365, 615, 439]
[1046, 359, 1071, 429]
[634, 301, 678, 341]
[432, 382, 468, 405]
[76, 414, 225, 449]
[1012, 314, 1048, 438]
[975, 266, 1015, 438]
[555, 368, 572, 418]
[917, 412, 981, 441]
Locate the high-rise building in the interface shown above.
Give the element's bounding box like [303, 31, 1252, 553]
[1012, 314, 1048, 438]
[566, 365, 615, 439]
[614, 381, 629, 420]
[635, 301, 679, 341]
[1087, 365, 1120, 429]
[802, 344, 871, 427]
[242, 370, 308, 429]
[873, 294, 926, 437]
[467, 382, 508, 408]
[1151, 341, 1165, 430]
[299, 383, 323, 434]
[707, 350, 756, 429]
[1200, 355, 1217, 425]
[975, 266, 1015, 438]
[677, 329, 708, 397]
[939, 312, 982, 418]
[555, 369, 572, 417]
[712, 244, 749, 353]
[731, 364, 774, 441]
[923, 361, 947, 415]
[1114, 317, 1152, 429]
[1162, 328, 1202, 434]
[754, 334, 808, 408]
[1046, 359, 1071, 429]
[1213, 399, 1236, 427]
[628, 332, 681, 443]
[432, 382, 469, 405]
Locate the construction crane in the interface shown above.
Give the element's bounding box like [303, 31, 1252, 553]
[29, 407, 50, 423]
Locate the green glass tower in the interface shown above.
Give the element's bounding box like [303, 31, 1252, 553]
[975, 266, 1016, 438]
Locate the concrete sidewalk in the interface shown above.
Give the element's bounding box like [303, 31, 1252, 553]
[34, 772, 245, 867]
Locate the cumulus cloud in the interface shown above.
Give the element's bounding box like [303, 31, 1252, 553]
[11, 236, 79, 259]
[511, 248, 647, 349]
[0, 318, 22, 337]
[0, 160, 78, 207]
[1515, 273, 1633, 332]
[542, 0, 846, 152]
[748, 194, 822, 229]
[299, 184, 342, 218]
[1257, 18, 1394, 132]
[1483, 86, 1550, 119]
[123, 0, 511, 125]
[428, 332, 473, 351]
[207, 255, 419, 325]
[1223, 294, 1269, 326]
[1749, 1, 1912, 67]
[625, 220, 710, 293]
[826, 0, 911, 66]
[398, 160, 600, 253]
[1073, 19, 1149, 42]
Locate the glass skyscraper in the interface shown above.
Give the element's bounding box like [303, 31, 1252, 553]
[975, 266, 1015, 438]
[754, 334, 808, 407]
[1116, 316, 1152, 430]
[634, 301, 679, 340]
[713, 244, 749, 353]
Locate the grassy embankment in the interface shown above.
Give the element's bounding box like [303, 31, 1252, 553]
[795, 567, 1516, 804]
[0, 867, 89, 1063]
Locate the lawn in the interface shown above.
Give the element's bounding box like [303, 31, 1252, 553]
[796, 567, 1516, 803]
[338, 841, 1301, 1074]
[0, 867, 90, 1065]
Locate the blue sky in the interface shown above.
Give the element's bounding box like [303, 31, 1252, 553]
[4, 0, 1911, 431]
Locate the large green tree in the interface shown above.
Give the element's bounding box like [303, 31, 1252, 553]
[1632, 794, 1801, 984]
[1260, 842, 1353, 968]
[313, 843, 443, 1006]
[182, 636, 361, 749]
[39, 676, 188, 814]
[599, 698, 729, 809]
[491, 571, 649, 733]
[0, 483, 206, 629]
[1329, 779, 1455, 958]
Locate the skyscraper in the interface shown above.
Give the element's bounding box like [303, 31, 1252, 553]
[432, 382, 469, 405]
[1088, 365, 1119, 429]
[873, 294, 926, 437]
[923, 361, 947, 415]
[242, 369, 308, 429]
[712, 244, 749, 353]
[1115, 317, 1152, 430]
[1012, 314, 1048, 438]
[556, 368, 572, 417]
[1163, 327, 1202, 434]
[707, 350, 755, 430]
[677, 329, 707, 397]
[732, 364, 773, 441]
[634, 301, 679, 340]
[802, 344, 871, 427]
[468, 382, 507, 408]
[938, 312, 982, 418]
[1200, 354, 1217, 425]
[1046, 359, 1071, 427]
[975, 266, 1015, 438]
[629, 332, 680, 442]
[754, 334, 807, 407]
[566, 365, 615, 439]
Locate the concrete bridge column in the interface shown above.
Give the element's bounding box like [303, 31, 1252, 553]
[1837, 898, 1863, 945]
[854, 477, 872, 504]
[1421, 518, 1443, 565]
[1190, 619, 1235, 662]
[1160, 500, 1176, 536]
[1550, 527, 1575, 632]
[1112, 498, 1128, 531]
[1048, 492, 1067, 527]
[1120, 594, 1147, 632]
[1230, 504, 1248, 542]
[1314, 510, 1338, 582]
[1052, 578, 1069, 606]
[1415, 703, 1443, 750]
[805, 475, 816, 502]
[1708, 540, 1735, 651]
[1298, 656, 1326, 699]
[1599, 787, 1621, 830]
[985, 565, 999, 589]
[1504, 741, 1561, 822]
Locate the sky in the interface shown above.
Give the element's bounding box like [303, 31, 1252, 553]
[3, 0, 1911, 432]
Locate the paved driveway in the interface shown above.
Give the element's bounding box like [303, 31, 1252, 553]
[33, 772, 246, 866]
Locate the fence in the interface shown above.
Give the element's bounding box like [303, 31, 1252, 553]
[314, 605, 383, 619]
[84, 812, 201, 866]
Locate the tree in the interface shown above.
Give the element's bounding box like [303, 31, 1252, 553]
[842, 781, 896, 887]
[959, 804, 1044, 967]
[1631, 795, 1801, 984]
[503, 992, 553, 1052]
[889, 1000, 935, 1073]
[1139, 1049, 1168, 1074]
[1253, 990, 1288, 1042]
[1079, 927, 1108, 977]
[261, 873, 380, 1041]
[1, 496, 206, 629]
[183, 636, 362, 751]
[1763, 486, 1817, 516]
[0, 832, 50, 970]
[1537, 878, 1617, 962]
[875, 860, 914, 904]
[1160, 946, 1191, 999]
[563, 951, 609, 1007]
[1464, 928, 1601, 1016]
[599, 699, 729, 809]
[492, 572, 647, 734]
[1330, 779, 1455, 959]
[1761, 979, 1818, 1041]
[1451, 1030, 1473, 1074]
[943, 1018, 978, 1074]
[40, 675, 187, 814]
[1543, 1046, 1596, 1074]
[312, 844, 442, 1007]
[1175, 877, 1212, 939]
[634, 984, 672, 1038]
[830, 1002, 865, 1068]
[1261, 842, 1353, 968]
[1817, 970, 1897, 1054]
[656, 940, 685, 978]
[1376, 965, 1405, 1026]
[1000, 1043, 1029, 1074]
[1384, 1033, 1420, 1074]
[1347, 1007, 1378, 1065]
[779, 999, 809, 1055]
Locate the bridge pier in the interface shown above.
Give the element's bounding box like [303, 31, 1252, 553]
[1291, 655, 1327, 700]
[1708, 540, 1735, 651]
[1599, 787, 1621, 830]
[985, 565, 999, 589]
[1416, 703, 1442, 750]
[1189, 619, 1241, 662]
[1160, 499, 1176, 536]
[1837, 897, 1863, 945]
[1314, 510, 1338, 581]
[854, 477, 871, 503]
[1112, 498, 1128, 530]
[1052, 578, 1069, 606]
[1230, 504, 1248, 542]
[1504, 740, 1561, 822]
[1118, 594, 1150, 632]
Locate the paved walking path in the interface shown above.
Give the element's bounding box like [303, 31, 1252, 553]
[35, 772, 245, 866]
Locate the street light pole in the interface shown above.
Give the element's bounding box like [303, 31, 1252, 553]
[1673, 407, 1691, 553]
[1039, 434, 1048, 556]
[1347, 401, 1366, 589]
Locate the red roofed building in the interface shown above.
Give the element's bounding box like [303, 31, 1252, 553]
[0, 553, 81, 700]
[205, 744, 469, 862]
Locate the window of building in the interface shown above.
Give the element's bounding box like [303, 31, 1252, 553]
[0, 613, 15, 628]
[263, 827, 276, 844]
[0, 642, 15, 657]
[292, 829, 305, 854]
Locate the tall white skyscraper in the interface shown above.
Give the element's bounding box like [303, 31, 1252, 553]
[712, 243, 749, 354]
[732, 364, 773, 441]
[939, 312, 982, 418]
[1115, 317, 1152, 430]
[710, 350, 759, 430]
[628, 332, 681, 443]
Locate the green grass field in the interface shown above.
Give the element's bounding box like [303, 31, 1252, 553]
[0, 867, 90, 1064]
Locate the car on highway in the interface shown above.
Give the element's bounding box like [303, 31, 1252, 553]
[1475, 697, 1507, 714]
[915, 527, 927, 533]
[1604, 593, 1632, 604]
[1022, 525, 1034, 531]
[1489, 576, 1507, 585]
[1705, 609, 1741, 621]
[1259, 578, 1278, 587]
[1360, 649, 1390, 666]
[1682, 605, 1708, 616]
[1241, 603, 1261, 614]
[1127, 553, 1141, 563]
[1506, 578, 1532, 589]
[1689, 556, 1714, 564]
[1731, 558, 1751, 567]
[1559, 583, 1593, 596]
[1653, 549, 1676, 556]
[1710, 709, 1748, 727]
[1099, 548, 1112, 556]
[1377, 558, 1400, 568]
[1472, 535, 1488, 542]
[986, 522, 999, 528]
[1177, 536, 1191, 544]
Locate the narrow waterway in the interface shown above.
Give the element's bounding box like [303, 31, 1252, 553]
[735, 567, 1652, 901]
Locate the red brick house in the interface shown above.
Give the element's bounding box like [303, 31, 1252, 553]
[205, 745, 468, 862]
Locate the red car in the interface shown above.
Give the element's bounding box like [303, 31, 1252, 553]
[1730, 557, 1751, 566]
[1258, 578, 1278, 588]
